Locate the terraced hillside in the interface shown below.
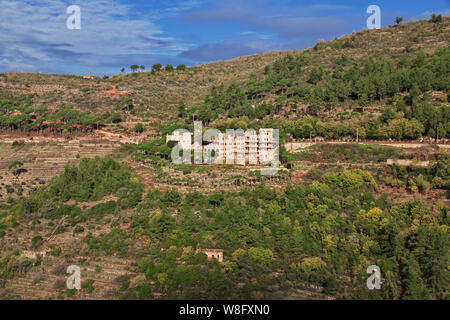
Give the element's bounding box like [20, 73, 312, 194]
[1, 152, 448, 300]
[0, 17, 449, 300]
[1, 17, 448, 131]
[0, 140, 123, 200]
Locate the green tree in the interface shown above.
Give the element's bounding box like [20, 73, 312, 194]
[130, 64, 139, 72]
[307, 67, 323, 84]
[177, 102, 186, 118]
[152, 63, 162, 72]
[248, 247, 274, 267]
[430, 14, 443, 23]
[176, 64, 186, 71]
[403, 256, 432, 299]
[323, 274, 340, 295]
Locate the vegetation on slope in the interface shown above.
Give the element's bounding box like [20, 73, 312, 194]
[1, 157, 448, 299]
[184, 47, 449, 140]
[0, 17, 448, 139]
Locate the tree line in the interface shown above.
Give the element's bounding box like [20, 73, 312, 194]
[181, 47, 449, 140]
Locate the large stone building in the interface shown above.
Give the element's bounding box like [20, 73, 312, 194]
[167, 128, 277, 165]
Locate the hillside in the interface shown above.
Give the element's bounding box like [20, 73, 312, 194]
[0, 17, 449, 138]
[0, 17, 449, 301]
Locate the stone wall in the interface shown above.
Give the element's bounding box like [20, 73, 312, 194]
[201, 249, 223, 263]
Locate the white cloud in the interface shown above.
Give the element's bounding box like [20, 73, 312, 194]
[0, 0, 188, 73]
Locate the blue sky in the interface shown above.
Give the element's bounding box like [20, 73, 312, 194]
[0, 0, 448, 75]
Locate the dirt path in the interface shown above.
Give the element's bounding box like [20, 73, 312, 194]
[0, 130, 140, 144]
[285, 140, 450, 152]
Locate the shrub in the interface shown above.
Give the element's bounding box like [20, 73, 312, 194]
[292, 257, 326, 275]
[415, 175, 431, 193]
[73, 225, 85, 234]
[134, 123, 145, 133]
[176, 64, 186, 71]
[82, 279, 95, 293]
[248, 247, 274, 267]
[323, 274, 340, 295]
[431, 176, 445, 189]
[48, 244, 62, 256]
[31, 235, 43, 248]
[111, 112, 122, 123]
[430, 14, 443, 23]
[89, 200, 117, 217]
[83, 228, 128, 254]
[66, 288, 76, 297]
[5, 185, 14, 194]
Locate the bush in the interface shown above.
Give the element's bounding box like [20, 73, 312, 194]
[432, 176, 445, 189]
[134, 123, 145, 133]
[89, 200, 117, 217]
[111, 112, 122, 123]
[31, 235, 43, 248]
[73, 225, 85, 234]
[323, 275, 340, 295]
[48, 244, 62, 256]
[430, 14, 443, 23]
[66, 288, 76, 297]
[83, 228, 128, 254]
[415, 175, 431, 193]
[5, 185, 14, 194]
[248, 247, 274, 267]
[176, 64, 186, 71]
[82, 279, 95, 293]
